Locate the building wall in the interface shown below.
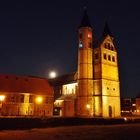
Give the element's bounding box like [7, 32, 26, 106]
[102, 96, 120, 117]
[77, 26, 94, 117]
[121, 98, 136, 115]
[136, 98, 140, 115]
[0, 92, 53, 117]
[93, 35, 121, 117]
[53, 35, 121, 118]
[64, 100, 75, 117]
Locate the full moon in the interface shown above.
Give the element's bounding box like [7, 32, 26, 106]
[49, 71, 57, 78]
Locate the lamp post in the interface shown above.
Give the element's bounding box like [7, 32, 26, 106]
[86, 104, 91, 116]
[0, 95, 5, 115]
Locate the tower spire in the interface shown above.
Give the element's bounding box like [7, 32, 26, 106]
[77, 8, 94, 117]
[102, 22, 112, 37]
[79, 8, 92, 28]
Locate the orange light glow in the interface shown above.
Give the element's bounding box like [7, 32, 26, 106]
[86, 104, 90, 109]
[36, 96, 43, 104]
[0, 95, 5, 101]
[88, 33, 92, 38]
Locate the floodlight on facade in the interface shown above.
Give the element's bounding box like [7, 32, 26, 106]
[0, 95, 5, 101]
[36, 96, 43, 104]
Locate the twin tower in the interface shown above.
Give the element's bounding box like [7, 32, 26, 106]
[76, 9, 121, 117]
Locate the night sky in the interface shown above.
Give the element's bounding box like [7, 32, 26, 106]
[0, 0, 140, 98]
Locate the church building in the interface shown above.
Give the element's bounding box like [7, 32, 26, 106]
[0, 9, 120, 118]
[49, 9, 121, 118]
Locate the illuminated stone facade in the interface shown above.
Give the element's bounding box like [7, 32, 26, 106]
[93, 30, 121, 117]
[51, 9, 121, 118]
[77, 17, 94, 116]
[0, 75, 53, 117]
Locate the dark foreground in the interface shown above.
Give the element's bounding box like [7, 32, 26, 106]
[0, 123, 140, 140]
[0, 117, 140, 130]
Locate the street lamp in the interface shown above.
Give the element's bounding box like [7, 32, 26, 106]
[35, 96, 43, 104]
[0, 95, 5, 115]
[86, 104, 90, 109]
[0, 95, 5, 102]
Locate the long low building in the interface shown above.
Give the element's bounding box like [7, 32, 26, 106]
[0, 74, 54, 117]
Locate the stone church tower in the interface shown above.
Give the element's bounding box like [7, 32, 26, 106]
[77, 10, 121, 117]
[76, 9, 94, 117]
[52, 9, 121, 118]
[93, 23, 121, 117]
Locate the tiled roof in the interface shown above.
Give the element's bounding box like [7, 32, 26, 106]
[0, 74, 53, 95]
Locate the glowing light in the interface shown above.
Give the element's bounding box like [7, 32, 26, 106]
[0, 95, 5, 101]
[137, 109, 140, 112]
[36, 96, 43, 104]
[79, 43, 83, 48]
[88, 33, 92, 38]
[124, 117, 127, 121]
[132, 104, 136, 106]
[62, 83, 77, 95]
[49, 71, 57, 78]
[54, 100, 63, 106]
[86, 104, 90, 109]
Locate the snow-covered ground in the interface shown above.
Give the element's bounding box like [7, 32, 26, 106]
[0, 123, 140, 140]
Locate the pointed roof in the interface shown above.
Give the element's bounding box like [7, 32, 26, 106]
[102, 22, 112, 37]
[79, 8, 92, 28]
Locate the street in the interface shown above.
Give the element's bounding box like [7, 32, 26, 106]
[0, 123, 140, 140]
